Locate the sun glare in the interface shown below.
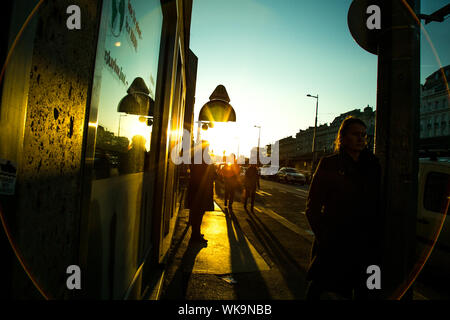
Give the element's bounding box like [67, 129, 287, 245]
[200, 122, 239, 159]
[197, 121, 263, 162]
[127, 118, 151, 151]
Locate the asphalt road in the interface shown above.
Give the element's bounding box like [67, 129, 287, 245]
[215, 178, 314, 289]
[214, 177, 449, 300]
[253, 178, 312, 236]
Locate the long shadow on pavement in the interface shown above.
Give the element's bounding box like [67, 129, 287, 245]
[243, 207, 309, 299]
[223, 206, 272, 299]
[161, 231, 207, 299]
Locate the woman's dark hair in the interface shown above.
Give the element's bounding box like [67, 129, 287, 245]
[334, 116, 367, 152]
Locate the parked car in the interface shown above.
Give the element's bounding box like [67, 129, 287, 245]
[260, 165, 279, 180]
[276, 167, 306, 185]
[415, 158, 450, 278]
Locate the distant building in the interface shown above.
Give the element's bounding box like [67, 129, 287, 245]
[326, 105, 376, 151]
[278, 136, 297, 166]
[274, 66, 450, 172]
[274, 106, 375, 172]
[419, 65, 450, 153]
[295, 106, 376, 157]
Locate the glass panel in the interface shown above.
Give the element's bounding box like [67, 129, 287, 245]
[163, 55, 183, 235]
[423, 172, 450, 213]
[93, 0, 162, 180]
[86, 0, 163, 299]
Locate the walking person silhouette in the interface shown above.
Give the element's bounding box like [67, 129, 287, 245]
[243, 164, 260, 212]
[187, 141, 216, 243]
[305, 116, 382, 300]
[222, 154, 240, 209]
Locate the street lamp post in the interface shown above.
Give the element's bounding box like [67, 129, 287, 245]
[306, 94, 319, 175]
[254, 125, 261, 165]
[118, 114, 127, 137]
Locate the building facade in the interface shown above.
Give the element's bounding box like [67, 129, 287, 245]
[419, 65, 450, 143]
[278, 136, 297, 166]
[0, 0, 197, 299]
[290, 106, 376, 171]
[276, 63, 450, 171]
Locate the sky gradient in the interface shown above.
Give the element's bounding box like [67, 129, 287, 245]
[190, 0, 450, 157]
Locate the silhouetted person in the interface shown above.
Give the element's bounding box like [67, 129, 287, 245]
[94, 149, 111, 179]
[119, 135, 146, 174]
[305, 116, 382, 300]
[187, 142, 216, 243]
[128, 135, 146, 172]
[244, 164, 260, 211]
[222, 154, 240, 209]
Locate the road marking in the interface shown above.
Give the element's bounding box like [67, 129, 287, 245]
[256, 190, 272, 196]
[261, 208, 314, 240]
[296, 188, 308, 193]
[294, 194, 306, 199]
[300, 211, 305, 215]
[254, 207, 262, 212]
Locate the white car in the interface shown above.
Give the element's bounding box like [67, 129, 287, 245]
[260, 165, 279, 180]
[416, 158, 450, 277]
[276, 167, 306, 185]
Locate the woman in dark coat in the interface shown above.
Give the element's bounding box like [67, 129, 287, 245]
[305, 116, 382, 299]
[187, 142, 216, 243]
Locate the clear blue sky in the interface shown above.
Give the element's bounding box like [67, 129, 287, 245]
[190, 0, 450, 156]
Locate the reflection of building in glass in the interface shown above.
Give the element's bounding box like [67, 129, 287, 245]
[0, 0, 197, 300]
[97, 125, 129, 151]
[94, 125, 132, 179]
[419, 65, 450, 143]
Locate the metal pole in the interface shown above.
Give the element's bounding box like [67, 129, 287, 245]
[118, 114, 126, 137]
[313, 95, 318, 168]
[375, 0, 420, 299]
[308, 94, 319, 174]
[257, 126, 261, 165]
[255, 125, 261, 165]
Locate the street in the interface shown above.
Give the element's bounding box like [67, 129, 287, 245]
[211, 177, 314, 299]
[212, 177, 450, 300]
[2, 0, 449, 302]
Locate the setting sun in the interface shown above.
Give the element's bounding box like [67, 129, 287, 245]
[199, 122, 239, 158]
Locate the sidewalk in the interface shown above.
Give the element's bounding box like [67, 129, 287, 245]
[159, 199, 309, 300]
[157, 190, 437, 300]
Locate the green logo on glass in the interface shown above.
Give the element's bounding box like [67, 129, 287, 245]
[111, 0, 125, 37]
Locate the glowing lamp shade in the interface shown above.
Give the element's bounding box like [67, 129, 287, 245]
[198, 99, 236, 122]
[198, 84, 236, 123]
[117, 77, 154, 116]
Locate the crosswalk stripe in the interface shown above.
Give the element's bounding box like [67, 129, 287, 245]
[260, 208, 313, 240]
